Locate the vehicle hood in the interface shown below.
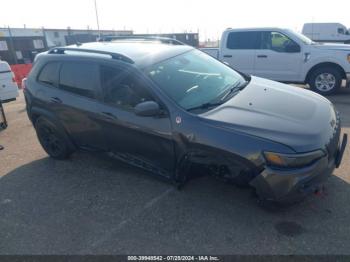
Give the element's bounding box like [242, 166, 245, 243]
[200, 76, 337, 152]
[311, 43, 350, 51]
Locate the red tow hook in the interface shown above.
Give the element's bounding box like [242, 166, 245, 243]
[314, 185, 327, 197]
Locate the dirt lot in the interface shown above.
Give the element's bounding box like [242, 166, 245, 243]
[1, 89, 350, 255]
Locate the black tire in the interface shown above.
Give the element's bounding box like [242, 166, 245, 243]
[35, 117, 74, 159]
[308, 67, 342, 95]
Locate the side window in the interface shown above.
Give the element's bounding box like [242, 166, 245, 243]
[226, 32, 260, 50]
[262, 32, 300, 53]
[38, 62, 60, 87]
[59, 62, 98, 99]
[100, 66, 153, 110]
[338, 28, 345, 35]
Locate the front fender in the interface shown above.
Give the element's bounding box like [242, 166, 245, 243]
[172, 115, 295, 185]
[302, 55, 348, 81]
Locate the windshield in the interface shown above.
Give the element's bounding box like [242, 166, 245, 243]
[287, 29, 315, 45]
[146, 50, 247, 112]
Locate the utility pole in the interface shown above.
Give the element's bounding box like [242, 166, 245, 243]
[94, 0, 101, 38]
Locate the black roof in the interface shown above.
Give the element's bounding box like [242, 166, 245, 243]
[49, 41, 194, 68]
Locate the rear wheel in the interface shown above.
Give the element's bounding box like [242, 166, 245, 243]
[35, 117, 74, 159]
[308, 67, 342, 95]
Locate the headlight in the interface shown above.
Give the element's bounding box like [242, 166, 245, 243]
[263, 150, 325, 168]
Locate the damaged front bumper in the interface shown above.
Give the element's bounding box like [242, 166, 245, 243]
[250, 134, 347, 204]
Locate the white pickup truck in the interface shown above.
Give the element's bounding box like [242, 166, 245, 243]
[201, 28, 350, 95]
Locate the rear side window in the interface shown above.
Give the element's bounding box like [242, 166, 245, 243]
[38, 62, 60, 87]
[59, 62, 98, 99]
[227, 32, 260, 50]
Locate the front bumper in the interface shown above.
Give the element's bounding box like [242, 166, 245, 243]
[250, 133, 347, 204]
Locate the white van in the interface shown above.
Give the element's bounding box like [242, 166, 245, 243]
[302, 23, 350, 43]
[0, 60, 19, 102]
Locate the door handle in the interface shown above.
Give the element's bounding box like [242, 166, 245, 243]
[257, 55, 268, 58]
[50, 97, 62, 104]
[101, 112, 117, 120]
[223, 55, 232, 58]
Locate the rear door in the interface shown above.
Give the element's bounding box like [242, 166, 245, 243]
[254, 31, 302, 81]
[220, 31, 259, 75]
[40, 60, 107, 150]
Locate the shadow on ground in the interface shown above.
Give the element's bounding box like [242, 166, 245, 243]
[325, 88, 350, 127]
[1, 152, 350, 254]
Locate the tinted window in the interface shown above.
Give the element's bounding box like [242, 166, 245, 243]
[59, 62, 98, 99]
[227, 32, 260, 49]
[38, 62, 60, 86]
[101, 66, 152, 110]
[261, 32, 300, 52]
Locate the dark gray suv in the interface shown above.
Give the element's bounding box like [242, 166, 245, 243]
[23, 38, 347, 205]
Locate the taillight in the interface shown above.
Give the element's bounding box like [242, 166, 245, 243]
[22, 78, 27, 90]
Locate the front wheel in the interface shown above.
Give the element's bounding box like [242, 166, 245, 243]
[308, 67, 342, 95]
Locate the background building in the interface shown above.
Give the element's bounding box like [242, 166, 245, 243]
[131, 33, 199, 47]
[45, 28, 133, 47]
[0, 27, 199, 65]
[0, 27, 47, 64]
[0, 27, 133, 64]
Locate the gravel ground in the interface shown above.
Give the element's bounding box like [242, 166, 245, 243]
[0, 89, 350, 255]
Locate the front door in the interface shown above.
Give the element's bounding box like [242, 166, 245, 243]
[254, 31, 302, 82]
[97, 65, 175, 177]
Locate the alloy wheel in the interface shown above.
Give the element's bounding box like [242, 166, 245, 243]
[315, 73, 336, 92]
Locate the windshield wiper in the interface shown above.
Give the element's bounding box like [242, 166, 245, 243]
[220, 80, 249, 101]
[187, 80, 250, 112]
[187, 102, 225, 112]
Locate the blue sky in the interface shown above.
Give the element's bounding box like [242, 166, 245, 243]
[1, 0, 349, 40]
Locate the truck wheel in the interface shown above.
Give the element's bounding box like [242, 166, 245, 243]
[308, 67, 342, 95]
[35, 117, 74, 160]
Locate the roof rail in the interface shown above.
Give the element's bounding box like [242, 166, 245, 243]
[48, 47, 134, 64]
[98, 36, 185, 46]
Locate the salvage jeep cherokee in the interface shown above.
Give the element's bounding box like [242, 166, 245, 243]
[23, 37, 347, 205]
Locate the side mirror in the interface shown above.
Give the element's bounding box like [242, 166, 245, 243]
[134, 101, 161, 117]
[285, 43, 301, 53]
